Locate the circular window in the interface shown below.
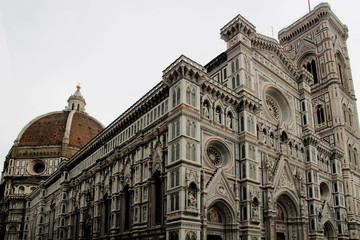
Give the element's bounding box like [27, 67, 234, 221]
[33, 162, 45, 173]
[204, 138, 233, 169]
[27, 159, 46, 175]
[264, 86, 291, 123]
[266, 96, 280, 120]
[207, 147, 222, 166]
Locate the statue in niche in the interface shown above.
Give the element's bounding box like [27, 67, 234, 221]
[203, 101, 209, 119]
[188, 182, 197, 208]
[251, 198, 259, 219]
[188, 191, 197, 208]
[226, 112, 233, 129]
[215, 108, 221, 124]
[270, 135, 274, 147]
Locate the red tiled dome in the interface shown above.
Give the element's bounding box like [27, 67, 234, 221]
[18, 111, 103, 149]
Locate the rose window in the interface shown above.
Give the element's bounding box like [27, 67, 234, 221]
[266, 96, 280, 120]
[207, 147, 222, 166]
[264, 86, 292, 123]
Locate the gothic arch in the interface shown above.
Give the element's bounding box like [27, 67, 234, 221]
[298, 53, 320, 84]
[323, 221, 336, 240]
[335, 51, 349, 89]
[274, 192, 303, 240]
[150, 170, 163, 226]
[206, 199, 237, 240]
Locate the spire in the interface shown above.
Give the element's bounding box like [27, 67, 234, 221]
[66, 84, 86, 112]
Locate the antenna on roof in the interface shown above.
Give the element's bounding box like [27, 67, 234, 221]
[308, 0, 311, 12]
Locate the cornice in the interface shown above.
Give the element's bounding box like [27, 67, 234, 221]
[200, 75, 261, 113]
[220, 14, 256, 42]
[278, 3, 348, 44]
[251, 33, 298, 79]
[162, 55, 207, 86]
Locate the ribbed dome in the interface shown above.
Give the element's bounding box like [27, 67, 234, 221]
[9, 86, 104, 159]
[17, 111, 103, 148]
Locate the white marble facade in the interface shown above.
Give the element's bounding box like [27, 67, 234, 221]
[1, 3, 360, 240]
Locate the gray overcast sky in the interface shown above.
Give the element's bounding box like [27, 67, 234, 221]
[0, 0, 359, 170]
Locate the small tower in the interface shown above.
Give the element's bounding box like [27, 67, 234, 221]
[66, 83, 86, 112]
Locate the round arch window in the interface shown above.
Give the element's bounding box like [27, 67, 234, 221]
[264, 86, 292, 123]
[204, 138, 233, 169]
[320, 182, 330, 201]
[207, 147, 222, 166]
[27, 159, 46, 175]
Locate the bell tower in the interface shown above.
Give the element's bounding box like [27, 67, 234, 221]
[279, 3, 360, 239]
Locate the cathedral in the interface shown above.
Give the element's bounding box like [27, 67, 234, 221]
[1, 2, 359, 240]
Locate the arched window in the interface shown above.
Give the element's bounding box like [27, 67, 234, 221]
[240, 116, 244, 131]
[231, 61, 235, 73]
[72, 103, 74, 110]
[186, 143, 190, 159]
[309, 204, 314, 215]
[343, 106, 347, 123]
[303, 115, 307, 125]
[348, 146, 352, 163]
[307, 172, 312, 183]
[77, 104, 80, 111]
[175, 142, 180, 160]
[349, 108, 353, 126]
[151, 171, 162, 225]
[191, 144, 196, 161]
[186, 120, 191, 136]
[176, 88, 180, 105]
[176, 119, 180, 136]
[354, 148, 358, 165]
[236, 74, 240, 86]
[235, 58, 239, 70]
[316, 105, 325, 125]
[336, 53, 348, 89]
[241, 144, 246, 159]
[171, 144, 176, 162]
[18, 186, 25, 194]
[310, 219, 315, 230]
[247, 117, 251, 132]
[169, 231, 179, 240]
[191, 90, 196, 106]
[172, 89, 177, 107]
[232, 77, 235, 88]
[124, 185, 131, 229]
[186, 88, 191, 104]
[303, 59, 319, 84]
[309, 187, 313, 198]
[103, 194, 111, 234]
[191, 122, 196, 137]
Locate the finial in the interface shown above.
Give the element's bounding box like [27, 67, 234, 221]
[76, 83, 81, 90]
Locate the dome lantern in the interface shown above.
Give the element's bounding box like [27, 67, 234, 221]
[66, 84, 86, 112]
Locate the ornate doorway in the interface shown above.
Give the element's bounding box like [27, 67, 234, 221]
[275, 194, 300, 240]
[323, 221, 336, 240]
[206, 200, 236, 240]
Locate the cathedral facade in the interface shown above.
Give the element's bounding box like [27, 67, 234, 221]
[1, 3, 360, 240]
